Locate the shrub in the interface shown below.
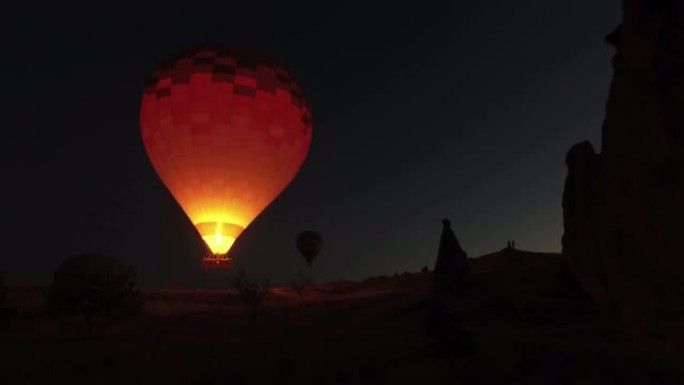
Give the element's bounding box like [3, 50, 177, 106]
[364, 275, 388, 283]
[46, 254, 143, 332]
[230, 269, 271, 323]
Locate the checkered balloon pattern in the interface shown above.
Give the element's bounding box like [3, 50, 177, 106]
[140, 45, 312, 257]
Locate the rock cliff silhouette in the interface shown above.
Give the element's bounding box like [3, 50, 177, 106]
[562, 0, 684, 346]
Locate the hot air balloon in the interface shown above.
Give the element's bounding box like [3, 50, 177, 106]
[296, 231, 323, 266]
[140, 45, 312, 268]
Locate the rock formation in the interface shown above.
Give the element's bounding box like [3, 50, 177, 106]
[561, 141, 609, 304]
[434, 219, 469, 291]
[562, 0, 684, 343]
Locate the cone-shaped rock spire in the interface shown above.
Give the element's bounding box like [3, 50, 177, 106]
[434, 219, 469, 290]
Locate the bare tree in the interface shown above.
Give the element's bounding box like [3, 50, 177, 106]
[291, 271, 313, 302]
[230, 269, 271, 324]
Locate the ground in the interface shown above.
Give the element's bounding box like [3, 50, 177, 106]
[2, 249, 683, 384]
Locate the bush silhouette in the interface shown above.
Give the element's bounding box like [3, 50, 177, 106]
[46, 254, 143, 332]
[230, 269, 271, 323]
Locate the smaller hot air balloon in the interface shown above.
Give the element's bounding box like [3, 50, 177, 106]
[296, 231, 322, 266]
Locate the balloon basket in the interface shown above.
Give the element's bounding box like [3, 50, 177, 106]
[201, 255, 233, 269]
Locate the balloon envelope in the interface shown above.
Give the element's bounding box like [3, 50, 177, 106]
[296, 231, 323, 266]
[140, 45, 312, 260]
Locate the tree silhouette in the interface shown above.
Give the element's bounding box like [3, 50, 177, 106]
[230, 269, 272, 324]
[291, 271, 313, 302]
[46, 254, 143, 333]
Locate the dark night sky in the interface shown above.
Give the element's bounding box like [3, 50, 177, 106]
[2, 1, 621, 287]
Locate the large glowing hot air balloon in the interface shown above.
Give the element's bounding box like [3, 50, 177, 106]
[140, 45, 312, 268]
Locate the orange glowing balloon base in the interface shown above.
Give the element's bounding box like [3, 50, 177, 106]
[201, 254, 233, 269]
